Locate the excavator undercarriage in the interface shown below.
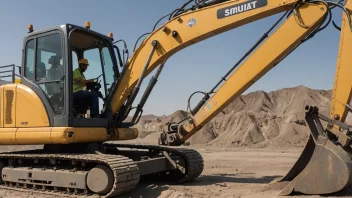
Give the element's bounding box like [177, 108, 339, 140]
[0, 144, 203, 197]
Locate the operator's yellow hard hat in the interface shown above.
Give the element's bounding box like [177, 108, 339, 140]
[78, 58, 89, 66]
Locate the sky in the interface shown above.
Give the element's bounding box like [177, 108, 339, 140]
[0, 0, 346, 116]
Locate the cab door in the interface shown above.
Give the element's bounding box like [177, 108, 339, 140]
[21, 30, 68, 127]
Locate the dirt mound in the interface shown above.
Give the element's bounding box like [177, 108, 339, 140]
[132, 86, 336, 148]
[194, 86, 332, 148]
[132, 110, 189, 133]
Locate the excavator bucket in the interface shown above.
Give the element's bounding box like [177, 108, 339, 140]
[273, 135, 315, 184]
[274, 106, 352, 195]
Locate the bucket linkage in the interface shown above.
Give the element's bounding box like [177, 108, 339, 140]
[275, 106, 352, 195]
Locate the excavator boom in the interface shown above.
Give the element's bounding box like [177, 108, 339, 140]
[110, 0, 302, 118]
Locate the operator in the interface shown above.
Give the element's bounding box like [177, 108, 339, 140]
[73, 58, 99, 118]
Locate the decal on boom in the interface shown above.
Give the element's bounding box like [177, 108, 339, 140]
[217, 0, 268, 19]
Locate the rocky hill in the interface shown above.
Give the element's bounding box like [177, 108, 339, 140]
[128, 86, 345, 148]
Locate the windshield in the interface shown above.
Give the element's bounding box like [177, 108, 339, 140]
[101, 47, 115, 95]
[70, 30, 117, 99]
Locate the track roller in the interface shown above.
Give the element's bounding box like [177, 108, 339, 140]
[87, 165, 114, 194]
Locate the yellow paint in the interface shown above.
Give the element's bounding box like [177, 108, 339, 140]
[330, 5, 352, 122]
[51, 127, 110, 144]
[51, 127, 76, 144]
[110, 0, 300, 114]
[85, 21, 90, 29]
[3, 84, 16, 128]
[114, 128, 139, 140]
[0, 126, 137, 145]
[16, 127, 51, 144]
[9, 127, 110, 145]
[14, 79, 21, 84]
[0, 128, 17, 144]
[74, 128, 110, 143]
[16, 84, 49, 127]
[0, 86, 3, 128]
[179, 2, 328, 141]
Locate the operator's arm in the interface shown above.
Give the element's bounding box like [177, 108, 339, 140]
[160, 1, 328, 146]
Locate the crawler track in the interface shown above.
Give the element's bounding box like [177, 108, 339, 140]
[106, 143, 204, 183]
[0, 150, 140, 197]
[0, 144, 204, 197]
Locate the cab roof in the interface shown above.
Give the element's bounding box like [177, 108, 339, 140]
[24, 23, 112, 42]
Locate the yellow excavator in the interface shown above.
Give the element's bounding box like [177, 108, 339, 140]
[0, 0, 351, 196]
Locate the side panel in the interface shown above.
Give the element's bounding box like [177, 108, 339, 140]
[3, 85, 16, 128]
[51, 127, 75, 144]
[0, 127, 110, 145]
[16, 128, 51, 144]
[11, 127, 110, 145]
[74, 128, 110, 143]
[0, 128, 17, 144]
[15, 84, 50, 127]
[51, 127, 109, 144]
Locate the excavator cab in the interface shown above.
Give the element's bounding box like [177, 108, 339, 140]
[20, 23, 120, 127]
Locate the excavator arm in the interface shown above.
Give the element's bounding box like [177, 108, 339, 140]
[109, 0, 304, 121]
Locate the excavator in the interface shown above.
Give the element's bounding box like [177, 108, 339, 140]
[0, 0, 351, 196]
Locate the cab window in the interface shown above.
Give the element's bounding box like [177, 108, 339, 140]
[82, 48, 102, 81]
[24, 39, 35, 81]
[101, 47, 115, 95]
[36, 33, 64, 114]
[70, 30, 117, 115]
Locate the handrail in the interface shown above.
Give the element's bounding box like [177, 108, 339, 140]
[0, 64, 22, 83]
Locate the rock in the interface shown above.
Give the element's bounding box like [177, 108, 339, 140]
[216, 183, 227, 187]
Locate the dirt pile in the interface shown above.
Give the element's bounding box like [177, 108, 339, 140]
[132, 86, 335, 148]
